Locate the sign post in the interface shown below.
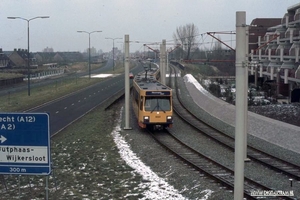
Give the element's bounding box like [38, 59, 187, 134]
[0, 113, 51, 175]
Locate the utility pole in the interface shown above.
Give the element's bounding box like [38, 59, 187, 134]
[124, 34, 131, 130]
[162, 39, 166, 85]
[234, 11, 247, 200]
[77, 30, 102, 79]
[244, 26, 250, 161]
[159, 40, 166, 85]
[106, 37, 122, 71]
[8, 16, 50, 96]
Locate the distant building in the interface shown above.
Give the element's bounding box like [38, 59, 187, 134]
[53, 53, 64, 63]
[62, 52, 84, 63]
[0, 48, 11, 68]
[8, 48, 37, 68]
[34, 52, 56, 65]
[33, 51, 84, 65]
[248, 18, 282, 53]
[249, 3, 300, 102]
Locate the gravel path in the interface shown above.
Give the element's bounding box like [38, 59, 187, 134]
[120, 105, 232, 199]
[182, 74, 300, 156]
[116, 74, 300, 199]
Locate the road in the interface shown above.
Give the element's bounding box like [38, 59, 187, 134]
[0, 59, 115, 96]
[24, 60, 143, 135]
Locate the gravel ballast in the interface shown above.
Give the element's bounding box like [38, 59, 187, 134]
[118, 74, 300, 199]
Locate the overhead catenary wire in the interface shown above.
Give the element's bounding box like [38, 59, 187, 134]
[135, 30, 237, 52]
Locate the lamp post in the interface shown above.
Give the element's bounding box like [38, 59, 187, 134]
[77, 31, 102, 79]
[105, 37, 122, 71]
[8, 16, 49, 96]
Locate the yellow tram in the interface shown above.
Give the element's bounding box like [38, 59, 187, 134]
[132, 67, 173, 129]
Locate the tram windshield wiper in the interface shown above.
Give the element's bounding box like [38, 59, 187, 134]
[150, 99, 159, 113]
[159, 100, 166, 113]
[151, 99, 166, 113]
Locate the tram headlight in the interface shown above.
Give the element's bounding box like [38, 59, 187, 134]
[166, 116, 173, 123]
[143, 116, 149, 123]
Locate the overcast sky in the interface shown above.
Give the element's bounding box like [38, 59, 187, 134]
[1, 0, 300, 53]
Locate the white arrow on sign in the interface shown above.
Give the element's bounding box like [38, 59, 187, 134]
[0, 135, 7, 143]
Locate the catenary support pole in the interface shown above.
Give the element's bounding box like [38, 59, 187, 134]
[234, 11, 246, 200]
[166, 52, 169, 72]
[244, 26, 250, 161]
[27, 21, 30, 95]
[88, 34, 91, 79]
[124, 34, 132, 130]
[161, 39, 166, 85]
[160, 44, 163, 82]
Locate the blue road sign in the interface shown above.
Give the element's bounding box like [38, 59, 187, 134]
[0, 113, 51, 175]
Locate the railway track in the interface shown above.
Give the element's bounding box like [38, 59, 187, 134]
[169, 64, 300, 183]
[149, 129, 292, 200]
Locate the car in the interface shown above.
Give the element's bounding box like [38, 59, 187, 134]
[129, 72, 134, 79]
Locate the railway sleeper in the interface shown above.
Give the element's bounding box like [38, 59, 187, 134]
[197, 162, 215, 166]
[271, 164, 289, 168]
[209, 169, 227, 174]
[214, 173, 232, 177]
[285, 169, 300, 173]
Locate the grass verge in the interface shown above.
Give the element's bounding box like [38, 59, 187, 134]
[1, 77, 103, 112]
[0, 60, 144, 199]
[0, 60, 133, 112]
[0, 100, 143, 199]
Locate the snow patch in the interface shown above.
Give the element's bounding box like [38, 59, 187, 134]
[183, 74, 209, 95]
[111, 107, 213, 199]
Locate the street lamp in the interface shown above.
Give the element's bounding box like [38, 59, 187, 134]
[7, 16, 50, 96]
[77, 31, 102, 79]
[105, 37, 122, 71]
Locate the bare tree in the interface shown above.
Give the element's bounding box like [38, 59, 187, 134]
[212, 35, 222, 51]
[173, 23, 199, 60]
[211, 35, 223, 59]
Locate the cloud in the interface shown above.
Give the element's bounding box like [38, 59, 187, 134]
[2, 0, 300, 52]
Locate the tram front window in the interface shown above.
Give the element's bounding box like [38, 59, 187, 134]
[145, 97, 171, 112]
